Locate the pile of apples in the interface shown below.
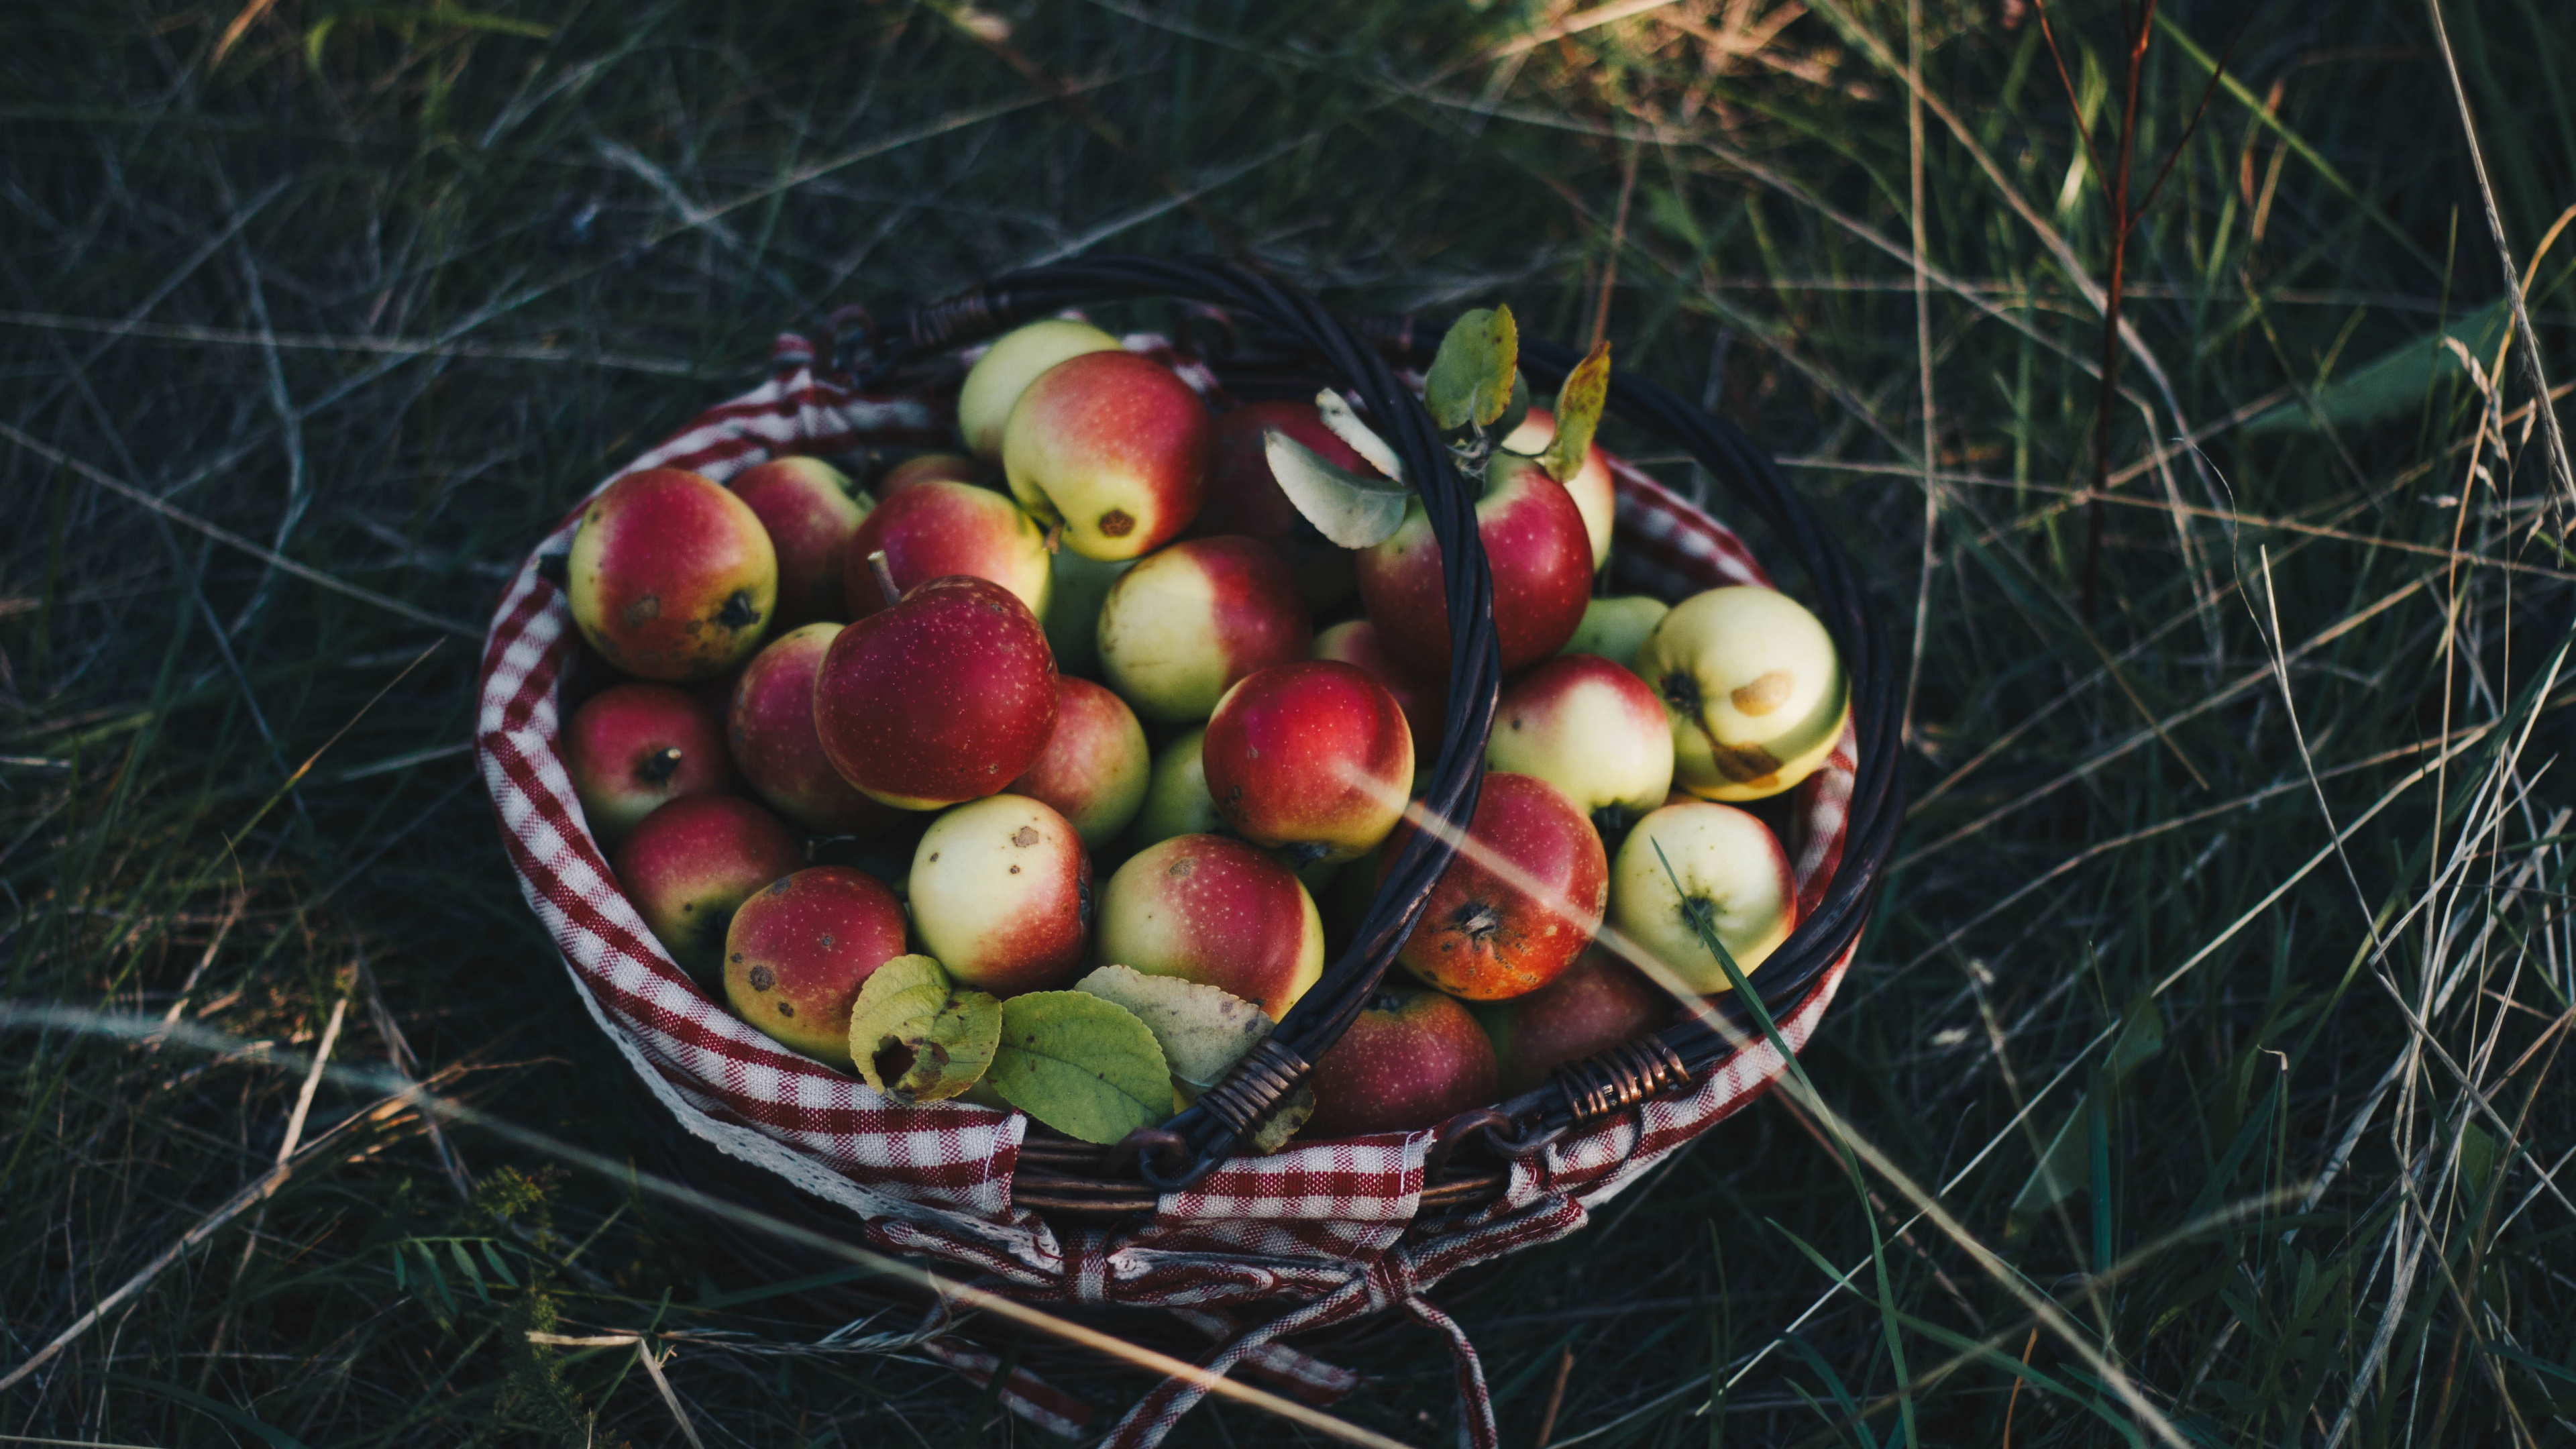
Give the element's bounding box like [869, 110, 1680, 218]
[556, 309, 1848, 1147]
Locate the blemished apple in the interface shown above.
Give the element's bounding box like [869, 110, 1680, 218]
[565, 682, 735, 847]
[842, 478, 1052, 621]
[1355, 451, 1591, 677]
[612, 793, 802, 978]
[1003, 350, 1213, 560]
[729, 456, 871, 627]
[1095, 833, 1325, 1019]
[1042, 549, 1132, 679]
[1375, 771, 1607, 1001]
[1486, 654, 1675, 820]
[908, 794, 1093, 996]
[956, 319, 1123, 461]
[1126, 725, 1224, 849]
[1608, 800, 1796, 994]
[1503, 405, 1617, 570]
[1635, 586, 1848, 801]
[1300, 986, 1499, 1139]
[1559, 594, 1670, 672]
[813, 574, 1059, 811]
[1193, 400, 1366, 608]
[1008, 676, 1150, 847]
[1311, 619, 1446, 780]
[722, 866, 909, 1067]
[1471, 946, 1670, 1097]
[878, 451, 987, 494]
[1095, 535, 1312, 723]
[568, 468, 777, 680]
[1202, 661, 1414, 866]
[727, 624, 906, 837]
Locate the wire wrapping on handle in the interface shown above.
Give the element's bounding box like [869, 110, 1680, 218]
[837, 261, 1900, 1187]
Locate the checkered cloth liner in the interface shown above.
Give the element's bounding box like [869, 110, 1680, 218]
[476, 329, 1860, 1448]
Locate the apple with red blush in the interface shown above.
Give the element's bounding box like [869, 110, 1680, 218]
[564, 682, 735, 846]
[1299, 985, 1498, 1139]
[1375, 771, 1607, 1001]
[1003, 350, 1212, 559]
[1095, 535, 1311, 723]
[726, 624, 905, 837]
[1311, 619, 1446, 779]
[729, 457, 870, 627]
[1485, 654, 1674, 824]
[568, 468, 777, 680]
[1355, 452, 1591, 677]
[722, 866, 909, 1067]
[843, 479, 1052, 621]
[957, 319, 1122, 460]
[1201, 661, 1413, 867]
[612, 794, 802, 977]
[1472, 947, 1670, 1097]
[1095, 833, 1324, 1020]
[813, 574, 1059, 811]
[1503, 406, 1616, 571]
[1008, 676, 1150, 847]
[908, 794, 1093, 996]
[878, 451, 987, 494]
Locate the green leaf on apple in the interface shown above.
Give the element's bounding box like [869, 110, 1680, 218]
[985, 990, 1173, 1144]
[1073, 965, 1318, 1154]
[845, 953, 1002, 1105]
[1424, 306, 1519, 433]
[1264, 430, 1412, 549]
[1542, 338, 1612, 486]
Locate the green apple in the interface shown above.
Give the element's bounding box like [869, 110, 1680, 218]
[1635, 586, 1847, 802]
[1558, 594, 1670, 673]
[1127, 725, 1223, 849]
[1607, 801, 1794, 994]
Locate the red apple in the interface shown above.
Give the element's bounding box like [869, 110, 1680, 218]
[1311, 619, 1446, 778]
[879, 451, 987, 494]
[1503, 406, 1617, 571]
[564, 682, 735, 846]
[1300, 985, 1498, 1139]
[612, 794, 802, 977]
[568, 468, 777, 680]
[843, 479, 1051, 621]
[1193, 400, 1366, 608]
[1002, 350, 1213, 560]
[722, 866, 909, 1067]
[1095, 535, 1312, 723]
[908, 794, 1093, 996]
[1008, 676, 1150, 847]
[1095, 833, 1325, 1019]
[726, 623, 906, 837]
[1355, 452, 1591, 678]
[1201, 661, 1413, 866]
[1375, 771, 1607, 1001]
[729, 456, 871, 627]
[1471, 946, 1670, 1097]
[957, 319, 1122, 460]
[1486, 655, 1674, 820]
[814, 574, 1059, 811]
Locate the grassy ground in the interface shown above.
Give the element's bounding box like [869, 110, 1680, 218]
[5, 1, 2573, 1444]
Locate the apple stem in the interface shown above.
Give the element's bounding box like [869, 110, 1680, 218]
[867, 549, 902, 608]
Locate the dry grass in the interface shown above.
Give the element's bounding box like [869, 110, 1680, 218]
[3, 1, 2573, 1444]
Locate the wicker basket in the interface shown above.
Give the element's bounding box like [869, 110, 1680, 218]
[476, 256, 1898, 1447]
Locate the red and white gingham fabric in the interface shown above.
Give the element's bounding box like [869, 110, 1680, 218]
[477, 329, 1861, 1448]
